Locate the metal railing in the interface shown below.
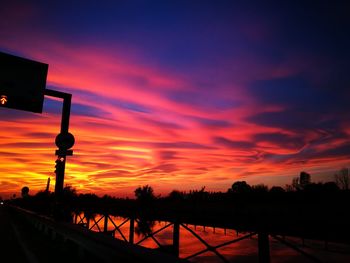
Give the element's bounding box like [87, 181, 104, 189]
[74, 212, 327, 263]
[9, 206, 187, 263]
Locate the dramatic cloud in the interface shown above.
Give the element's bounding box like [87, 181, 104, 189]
[1, 1, 349, 198]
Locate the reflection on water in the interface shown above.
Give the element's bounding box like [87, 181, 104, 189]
[82, 214, 350, 263]
[135, 218, 155, 237]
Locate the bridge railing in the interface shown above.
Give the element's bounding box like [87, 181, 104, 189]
[74, 212, 326, 263]
[8, 205, 187, 263]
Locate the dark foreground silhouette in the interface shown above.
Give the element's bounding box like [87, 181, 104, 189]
[8, 179, 350, 245]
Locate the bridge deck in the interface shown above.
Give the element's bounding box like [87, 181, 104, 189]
[2, 205, 186, 263]
[0, 206, 29, 262]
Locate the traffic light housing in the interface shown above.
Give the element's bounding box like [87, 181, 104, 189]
[55, 157, 65, 174]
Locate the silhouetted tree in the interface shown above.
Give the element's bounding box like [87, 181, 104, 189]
[229, 181, 252, 194]
[322, 182, 340, 193]
[269, 186, 285, 194]
[135, 185, 155, 203]
[102, 194, 114, 200]
[62, 185, 77, 201]
[21, 186, 29, 198]
[285, 184, 294, 192]
[31, 190, 54, 215]
[79, 193, 99, 202]
[299, 171, 311, 189]
[35, 190, 52, 198]
[251, 184, 268, 193]
[304, 183, 323, 194]
[334, 168, 349, 190]
[134, 185, 156, 237]
[168, 190, 185, 201]
[291, 177, 300, 190]
[290, 172, 311, 191]
[188, 186, 209, 201]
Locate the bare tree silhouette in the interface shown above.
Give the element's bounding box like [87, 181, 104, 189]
[334, 168, 349, 190]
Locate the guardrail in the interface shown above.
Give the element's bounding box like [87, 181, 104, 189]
[8, 205, 187, 263]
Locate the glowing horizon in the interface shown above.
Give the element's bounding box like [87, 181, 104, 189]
[1, 1, 349, 199]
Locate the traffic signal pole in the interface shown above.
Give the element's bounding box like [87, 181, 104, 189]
[1, 52, 74, 219]
[44, 89, 72, 133]
[44, 89, 74, 198]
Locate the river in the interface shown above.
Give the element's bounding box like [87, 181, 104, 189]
[77, 214, 350, 263]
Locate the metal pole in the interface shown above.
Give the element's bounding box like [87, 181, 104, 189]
[61, 93, 71, 133]
[44, 89, 73, 197]
[44, 89, 74, 221]
[54, 158, 66, 197]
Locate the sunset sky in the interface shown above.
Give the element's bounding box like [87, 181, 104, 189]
[1, 1, 349, 198]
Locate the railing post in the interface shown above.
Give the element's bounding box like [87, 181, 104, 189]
[258, 232, 270, 263]
[173, 221, 180, 257]
[103, 214, 108, 233]
[86, 216, 90, 230]
[129, 217, 135, 244]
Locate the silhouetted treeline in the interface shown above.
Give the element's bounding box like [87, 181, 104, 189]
[8, 178, 350, 216]
[7, 171, 350, 243]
